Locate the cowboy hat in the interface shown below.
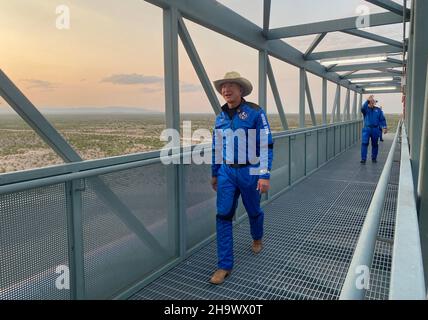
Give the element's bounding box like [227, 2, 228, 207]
[213, 71, 253, 97]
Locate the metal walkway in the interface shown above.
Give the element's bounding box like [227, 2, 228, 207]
[131, 136, 400, 300]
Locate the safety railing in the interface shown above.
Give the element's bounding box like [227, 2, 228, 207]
[389, 123, 426, 299]
[0, 120, 362, 300]
[339, 120, 403, 300]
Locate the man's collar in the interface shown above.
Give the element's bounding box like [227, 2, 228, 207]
[221, 98, 246, 112]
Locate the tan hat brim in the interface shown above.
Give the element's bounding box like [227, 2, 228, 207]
[213, 77, 253, 97]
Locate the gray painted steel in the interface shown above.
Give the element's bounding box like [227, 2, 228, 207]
[131, 136, 398, 300]
[365, 0, 410, 17]
[389, 124, 426, 299]
[267, 12, 407, 39]
[340, 122, 401, 300]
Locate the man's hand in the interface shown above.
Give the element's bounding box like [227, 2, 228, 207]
[257, 179, 270, 194]
[383, 128, 388, 134]
[211, 177, 218, 192]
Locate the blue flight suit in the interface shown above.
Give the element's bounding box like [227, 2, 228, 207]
[212, 99, 273, 270]
[361, 100, 387, 161]
[379, 109, 385, 141]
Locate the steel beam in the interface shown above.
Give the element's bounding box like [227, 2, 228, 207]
[178, 16, 221, 115]
[0, 69, 169, 264]
[358, 82, 402, 88]
[304, 72, 317, 126]
[304, 33, 327, 58]
[164, 6, 184, 258]
[365, 0, 410, 17]
[322, 78, 327, 124]
[65, 180, 86, 300]
[352, 91, 358, 120]
[419, 63, 428, 290]
[409, 0, 428, 191]
[342, 29, 403, 48]
[331, 84, 340, 123]
[263, 0, 271, 37]
[144, 0, 362, 92]
[343, 72, 402, 79]
[363, 89, 402, 93]
[328, 62, 402, 72]
[259, 50, 268, 111]
[267, 57, 289, 130]
[344, 88, 351, 121]
[336, 85, 341, 122]
[267, 12, 408, 39]
[299, 68, 306, 128]
[306, 45, 402, 61]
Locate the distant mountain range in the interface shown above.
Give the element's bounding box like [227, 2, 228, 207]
[0, 106, 162, 114]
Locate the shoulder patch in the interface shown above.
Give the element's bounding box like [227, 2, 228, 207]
[245, 101, 261, 110]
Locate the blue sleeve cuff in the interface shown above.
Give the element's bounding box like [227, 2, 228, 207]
[259, 174, 270, 180]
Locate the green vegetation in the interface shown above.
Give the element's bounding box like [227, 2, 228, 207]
[0, 113, 402, 173]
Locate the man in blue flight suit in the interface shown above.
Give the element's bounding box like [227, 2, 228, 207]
[360, 95, 388, 164]
[209, 71, 273, 285]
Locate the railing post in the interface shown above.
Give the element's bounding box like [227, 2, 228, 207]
[322, 78, 327, 125]
[299, 68, 306, 128]
[65, 179, 86, 300]
[337, 85, 341, 122]
[163, 6, 185, 257]
[259, 50, 268, 112]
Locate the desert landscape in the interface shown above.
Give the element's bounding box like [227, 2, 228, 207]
[0, 113, 401, 173]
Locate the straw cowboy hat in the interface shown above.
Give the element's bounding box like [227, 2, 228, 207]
[213, 71, 253, 97]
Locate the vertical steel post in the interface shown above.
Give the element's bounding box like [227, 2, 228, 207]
[352, 91, 357, 120]
[65, 179, 86, 300]
[406, 3, 415, 133]
[259, 50, 268, 111]
[336, 85, 341, 122]
[358, 93, 363, 120]
[409, 0, 428, 189]
[418, 64, 428, 290]
[299, 68, 306, 128]
[163, 6, 185, 257]
[322, 78, 327, 124]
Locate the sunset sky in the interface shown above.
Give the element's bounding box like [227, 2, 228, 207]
[0, 0, 407, 114]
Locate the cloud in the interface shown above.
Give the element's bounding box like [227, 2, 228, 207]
[101, 73, 163, 85]
[101, 73, 203, 94]
[21, 79, 58, 90]
[141, 87, 162, 93]
[180, 82, 203, 93]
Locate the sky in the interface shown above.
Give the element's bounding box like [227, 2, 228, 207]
[0, 0, 408, 114]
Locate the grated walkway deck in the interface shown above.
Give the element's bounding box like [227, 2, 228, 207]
[131, 135, 400, 300]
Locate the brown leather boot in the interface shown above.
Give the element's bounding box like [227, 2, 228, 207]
[209, 269, 231, 285]
[252, 239, 263, 254]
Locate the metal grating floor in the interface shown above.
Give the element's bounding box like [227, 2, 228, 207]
[131, 136, 399, 300]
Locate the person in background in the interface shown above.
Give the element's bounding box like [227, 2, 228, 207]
[360, 95, 387, 164]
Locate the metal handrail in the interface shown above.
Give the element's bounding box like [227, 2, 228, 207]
[389, 123, 426, 299]
[0, 119, 362, 187]
[339, 119, 402, 300]
[0, 120, 361, 193]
